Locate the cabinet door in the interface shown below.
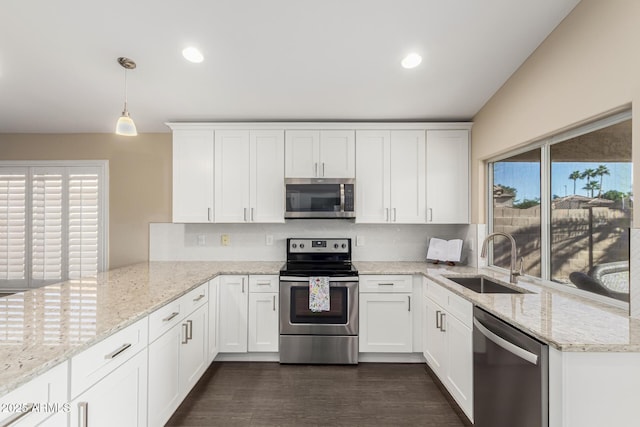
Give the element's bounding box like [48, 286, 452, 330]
[70, 349, 148, 427]
[426, 130, 469, 224]
[444, 312, 473, 420]
[355, 130, 391, 223]
[215, 130, 251, 222]
[218, 275, 249, 352]
[248, 292, 279, 352]
[389, 130, 426, 223]
[180, 304, 209, 397]
[250, 130, 285, 223]
[208, 278, 219, 364]
[319, 130, 355, 178]
[148, 324, 181, 427]
[172, 130, 214, 222]
[285, 130, 319, 177]
[359, 293, 413, 353]
[423, 296, 446, 376]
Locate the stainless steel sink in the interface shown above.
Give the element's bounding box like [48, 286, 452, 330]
[445, 276, 529, 294]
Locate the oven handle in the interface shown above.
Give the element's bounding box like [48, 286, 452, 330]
[280, 276, 359, 282]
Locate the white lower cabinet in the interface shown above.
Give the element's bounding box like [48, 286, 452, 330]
[248, 292, 279, 352]
[208, 277, 219, 363]
[70, 348, 148, 427]
[218, 275, 249, 352]
[219, 275, 279, 353]
[359, 275, 413, 353]
[148, 282, 209, 427]
[0, 362, 68, 427]
[423, 278, 473, 421]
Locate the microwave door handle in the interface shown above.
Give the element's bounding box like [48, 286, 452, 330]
[340, 184, 345, 212]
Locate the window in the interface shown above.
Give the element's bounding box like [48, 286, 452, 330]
[489, 112, 632, 302]
[0, 162, 107, 290]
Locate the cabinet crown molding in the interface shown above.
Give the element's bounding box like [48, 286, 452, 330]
[165, 122, 473, 131]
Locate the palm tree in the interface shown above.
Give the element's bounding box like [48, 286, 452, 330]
[569, 170, 581, 194]
[582, 181, 600, 198]
[595, 164, 610, 197]
[580, 168, 597, 196]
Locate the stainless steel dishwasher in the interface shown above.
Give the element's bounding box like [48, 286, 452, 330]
[473, 307, 548, 427]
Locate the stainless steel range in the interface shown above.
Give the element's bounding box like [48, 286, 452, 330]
[279, 238, 359, 364]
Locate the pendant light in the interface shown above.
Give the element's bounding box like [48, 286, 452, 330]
[115, 57, 138, 136]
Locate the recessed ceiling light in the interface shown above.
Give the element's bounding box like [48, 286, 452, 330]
[401, 53, 422, 69]
[182, 47, 204, 63]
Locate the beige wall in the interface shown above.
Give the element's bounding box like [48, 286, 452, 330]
[471, 0, 640, 227]
[0, 133, 172, 268]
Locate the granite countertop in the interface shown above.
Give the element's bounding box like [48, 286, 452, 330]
[2, 259, 639, 398]
[355, 261, 640, 352]
[0, 261, 282, 397]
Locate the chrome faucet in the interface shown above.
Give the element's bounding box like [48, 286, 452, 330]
[480, 231, 524, 284]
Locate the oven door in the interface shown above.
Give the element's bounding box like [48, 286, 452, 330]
[279, 276, 358, 336]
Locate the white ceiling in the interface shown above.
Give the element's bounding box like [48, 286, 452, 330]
[0, 0, 580, 134]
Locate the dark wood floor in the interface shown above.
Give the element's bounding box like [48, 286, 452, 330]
[166, 362, 471, 427]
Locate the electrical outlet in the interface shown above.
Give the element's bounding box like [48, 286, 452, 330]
[356, 235, 365, 246]
[221, 234, 230, 246]
[197, 234, 206, 246]
[266, 235, 274, 246]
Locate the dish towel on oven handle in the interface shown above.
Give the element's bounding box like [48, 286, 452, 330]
[309, 277, 330, 312]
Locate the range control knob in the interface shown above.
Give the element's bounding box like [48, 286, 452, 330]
[292, 243, 297, 249]
[334, 243, 339, 249]
[300, 243, 305, 249]
[341, 243, 347, 249]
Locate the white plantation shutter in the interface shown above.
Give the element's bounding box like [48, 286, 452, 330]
[68, 171, 100, 279]
[31, 169, 64, 285]
[0, 170, 27, 284]
[0, 162, 107, 290]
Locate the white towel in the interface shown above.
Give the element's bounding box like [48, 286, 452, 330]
[309, 277, 330, 312]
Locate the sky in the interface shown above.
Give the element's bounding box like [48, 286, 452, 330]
[493, 161, 633, 201]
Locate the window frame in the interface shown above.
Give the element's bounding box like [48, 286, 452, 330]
[486, 110, 632, 308]
[0, 160, 109, 291]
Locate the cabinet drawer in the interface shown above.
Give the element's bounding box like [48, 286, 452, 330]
[0, 362, 68, 427]
[70, 317, 148, 399]
[426, 279, 472, 327]
[149, 298, 183, 343]
[181, 282, 209, 313]
[360, 275, 412, 293]
[249, 275, 279, 293]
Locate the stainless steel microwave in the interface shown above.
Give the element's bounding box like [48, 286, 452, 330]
[285, 178, 355, 219]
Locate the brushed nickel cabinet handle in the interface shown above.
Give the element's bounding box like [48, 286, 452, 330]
[242, 277, 245, 293]
[378, 283, 395, 286]
[1, 403, 35, 427]
[194, 294, 205, 302]
[187, 320, 193, 340]
[104, 343, 132, 360]
[251, 208, 254, 221]
[207, 207, 212, 222]
[78, 402, 88, 427]
[314, 163, 318, 177]
[244, 207, 248, 222]
[163, 311, 179, 322]
[182, 323, 189, 344]
[273, 295, 276, 311]
[429, 208, 433, 222]
[393, 208, 397, 222]
[385, 207, 389, 221]
[436, 310, 441, 329]
[440, 312, 446, 332]
[322, 162, 325, 177]
[408, 296, 411, 311]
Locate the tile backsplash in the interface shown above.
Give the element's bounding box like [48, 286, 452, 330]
[150, 221, 476, 264]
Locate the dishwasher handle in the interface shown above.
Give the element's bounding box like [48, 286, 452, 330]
[473, 317, 539, 365]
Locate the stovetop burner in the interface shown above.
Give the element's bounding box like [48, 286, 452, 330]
[280, 238, 358, 277]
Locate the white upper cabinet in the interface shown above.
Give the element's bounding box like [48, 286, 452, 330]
[426, 130, 470, 224]
[215, 130, 251, 222]
[285, 130, 355, 178]
[355, 131, 390, 223]
[250, 130, 285, 222]
[172, 130, 214, 223]
[215, 130, 284, 223]
[356, 130, 426, 223]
